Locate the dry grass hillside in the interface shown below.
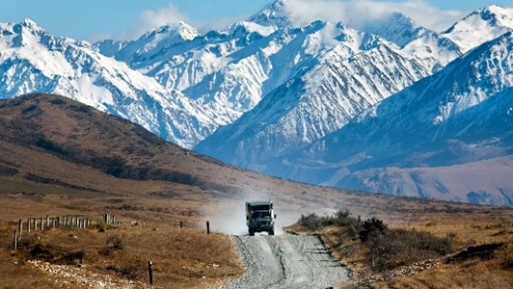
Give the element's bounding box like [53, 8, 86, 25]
[1, 94, 513, 288]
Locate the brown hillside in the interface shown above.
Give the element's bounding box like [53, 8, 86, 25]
[0, 93, 511, 230]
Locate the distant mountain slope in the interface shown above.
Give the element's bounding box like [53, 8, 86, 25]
[196, 43, 430, 168]
[269, 32, 513, 206]
[442, 5, 513, 53]
[0, 19, 217, 148]
[96, 14, 397, 130]
[401, 31, 462, 72]
[363, 12, 429, 48]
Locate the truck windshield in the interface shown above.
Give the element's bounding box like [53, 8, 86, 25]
[252, 205, 271, 211]
[252, 211, 271, 218]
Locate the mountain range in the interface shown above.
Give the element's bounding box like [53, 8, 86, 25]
[1, 0, 513, 205]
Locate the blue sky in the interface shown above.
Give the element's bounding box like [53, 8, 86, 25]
[1, 0, 511, 41]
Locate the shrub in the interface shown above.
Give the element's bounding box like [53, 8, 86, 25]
[57, 250, 85, 265]
[295, 210, 453, 272]
[359, 217, 387, 242]
[100, 235, 125, 256]
[0, 164, 18, 176]
[297, 210, 363, 234]
[367, 229, 452, 271]
[107, 264, 143, 280]
[30, 244, 54, 260]
[298, 213, 324, 231]
[49, 98, 66, 105]
[17, 236, 41, 251]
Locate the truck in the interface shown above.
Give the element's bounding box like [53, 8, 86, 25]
[245, 201, 276, 236]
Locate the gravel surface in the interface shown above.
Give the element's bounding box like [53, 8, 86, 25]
[29, 260, 150, 289]
[221, 234, 349, 289]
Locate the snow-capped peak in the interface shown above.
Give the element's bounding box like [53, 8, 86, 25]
[363, 12, 429, 48]
[136, 21, 198, 48]
[94, 21, 198, 66]
[18, 18, 44, 32]
[143, 21, 198, 42]
[249, 0, 291, 28]
[442, 5, 513, 53]
[224, 20, 276, 37]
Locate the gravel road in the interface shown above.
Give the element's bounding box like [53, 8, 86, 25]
[222, 234, 349, 289]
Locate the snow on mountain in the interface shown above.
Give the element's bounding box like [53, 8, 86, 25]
[442, 5, 513, 53]
[401, 31, 462, 72]
[96, 20, 278, 127]
[95, 21, 199, 70]
[196, 40, 430, 167]
[363, 12, 428, 48]
[270, 32, 513, 205]
[249, 0, 291, 28]
[102, 17, 401, 129]
[0, 19, 215, 148]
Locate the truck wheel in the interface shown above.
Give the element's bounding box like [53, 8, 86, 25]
[269, 229, 274, 236]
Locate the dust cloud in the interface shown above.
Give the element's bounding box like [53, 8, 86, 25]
[205, 197, 313, 236]
[207, 199, 249, 235]
[204, 185, 309, 235]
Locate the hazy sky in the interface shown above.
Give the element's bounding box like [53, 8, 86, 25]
[1, 0, 512, 41]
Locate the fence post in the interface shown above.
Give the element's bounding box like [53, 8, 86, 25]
[148, 261, 154, 286]
[46, 216, 49, 228]
[27, 219, 31, 234]
[12, 231, 17, 250]
[40, 217, 44, 230]
[18, 219, 23, 239]
[179, 221, 183, 228]
[206, 221, 210, 234]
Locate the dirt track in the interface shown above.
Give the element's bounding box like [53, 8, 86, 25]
[222, 234, 349, 289]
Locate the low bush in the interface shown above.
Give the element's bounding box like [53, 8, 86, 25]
[298, 213, 324, 230]
[366, 228, 452, 271]
[359, 217, 387, 242]
[100, 235, 125, 256]
[298, 210, 363, 233]
[296, 210, 453, 272]
[107, 264, 142, 280]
